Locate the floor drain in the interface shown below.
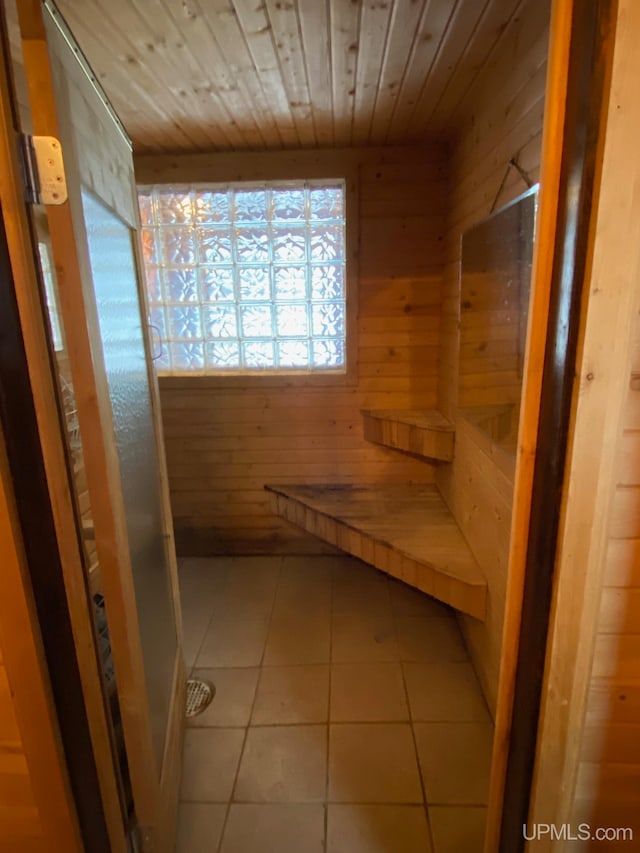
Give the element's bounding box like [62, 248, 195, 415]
[186, 679, 215, 717]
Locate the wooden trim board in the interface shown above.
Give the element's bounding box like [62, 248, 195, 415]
[266, 483, 487, 619]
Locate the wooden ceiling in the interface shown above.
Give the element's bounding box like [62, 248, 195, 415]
[48, 0, 532, 153]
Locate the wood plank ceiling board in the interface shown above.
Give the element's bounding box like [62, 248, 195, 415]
[297, 0, 333, 146]
[51, 0, 541, 152]
[124, 0, 258, 148]
[230, 0, 299, 146]
[198, 0, 284, 147]
[397, 0, 493, 141]
[329, 0, 361, 147]
[423, 0, 522, 135]
[151, 0, 267, 148]
[368, 0, 429, 143]
[449, 0, 551, 139]
[58, 0, 229, 151]
[351, 0, 393, 146]
[263, 0, 315, 146]
[384, 0, 463, 145]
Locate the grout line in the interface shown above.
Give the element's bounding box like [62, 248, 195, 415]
[214, 556, 283, 852]
[185, 562, 234, 677]
[189, 718, 423, 729]
[181, 796, 483, 807]
[217, 561, 243, 853]
[186, 557, 492, 851]
[394, 592, 437, 853]
[324, 555, 336, 853]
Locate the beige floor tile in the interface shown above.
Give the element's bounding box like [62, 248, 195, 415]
[280, 555, 336, 584]
[333, 572, 391, 615]
[263, 617, 331, 665]
[252, 665, 330, 724]
[188, 668, 259, 727]
[415, 722, 493, 805]
[403, 663, 490, 722]
[330, 663, 408, 722]
[234, 725, 327, 802]
[389, 579, 454, 619]
[330, 555, 371, 579]
[197, 619, 269, 668]
[217, 561, 280, 619]
[220, 804, 325, 853]
[396, 617, 467, 663]
[332, 613, 398, 663]
[176, 803, 227, 853]
[229, 555, 283, 577]
[428, 806, 487, 852]
[225, 563, 280, 592]
[217, 585, 277, 620]
[179, 558, 232, 599]
[329, 723, 423, 803]
[272, 580, 332, 620]
[179, 562, 225, 669]
[327, 804, 432, 853]
[182, 605, 216, 671]
[181, 728, 245, 802]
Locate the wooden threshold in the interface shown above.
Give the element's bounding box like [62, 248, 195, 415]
[361, 409, 455, 461]
[266, 483, 486, 620]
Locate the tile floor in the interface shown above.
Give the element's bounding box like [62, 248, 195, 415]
[177, 555, 492, 853]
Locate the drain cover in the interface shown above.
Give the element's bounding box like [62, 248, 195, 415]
[186, 679, 215, 717]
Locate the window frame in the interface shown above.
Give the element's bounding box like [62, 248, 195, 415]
[135, 157, 358, 389]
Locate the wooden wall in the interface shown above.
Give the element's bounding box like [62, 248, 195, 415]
[436, 0, 551, 713]
[135, 146, 447, 555]
[570, 219, 640, 844]
[571, 1, 640, 822]
[0, 644, 44, 853]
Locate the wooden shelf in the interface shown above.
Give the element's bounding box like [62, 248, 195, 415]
[361, 409, 455, 462]
[266, 483, 486, 620]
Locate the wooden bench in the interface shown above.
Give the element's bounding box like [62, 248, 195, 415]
[361, 409, 455, 461]
[266, 483, 487, 620]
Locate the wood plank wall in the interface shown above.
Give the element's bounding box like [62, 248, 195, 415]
[436, 0, 551, 713]
[571, 308, 640, 836]
[0, 643, 44, 853]
[135, 147, 447, 554]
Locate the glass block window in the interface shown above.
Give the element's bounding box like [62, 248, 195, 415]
[138, 181, 347, 374]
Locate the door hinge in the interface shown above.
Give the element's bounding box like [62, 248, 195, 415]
[19, 134, 68, 205]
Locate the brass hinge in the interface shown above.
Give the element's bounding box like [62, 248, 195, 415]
[18, 134, 68, 205]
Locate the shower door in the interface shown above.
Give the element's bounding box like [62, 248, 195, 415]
[15, 1, 184, 848]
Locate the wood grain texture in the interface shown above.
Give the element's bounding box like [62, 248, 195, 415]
[568, 183, 640, 846]
[361, 408, 455, 461]
[50, 0, 526, 153]
[436, 0, 551, 714]
[529, 0, 640, 842]
[0, 657, 44, 853]
[0, 430, 80, 852]
[138, 146, 448, 555]
[266, 482, 487, 619]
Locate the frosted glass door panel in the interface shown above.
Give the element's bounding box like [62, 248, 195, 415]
[81, 188, 177, 767]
